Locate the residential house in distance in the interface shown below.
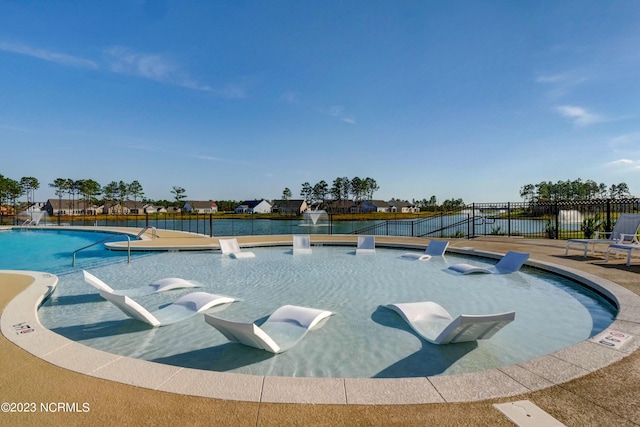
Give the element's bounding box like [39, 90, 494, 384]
[359, 200, 392, 213]
[143, 204, 167, 214]
[235, 199, 272, 214]
[183, 201, 219, 214]
[102, 201, 145, 215]
[324, 199, 356, 214]
[271, 199, 308, 215]
[43, 199, 100, 216]
[388, 200, 420, 213]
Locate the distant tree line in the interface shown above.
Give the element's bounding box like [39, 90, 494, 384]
[2, 173, 635, 217]
[520, 179, 632, 202]
[0, 174, 40, 213]
[283, 177, 380, 207]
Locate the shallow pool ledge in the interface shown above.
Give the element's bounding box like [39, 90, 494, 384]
[2, 257, 640, 405]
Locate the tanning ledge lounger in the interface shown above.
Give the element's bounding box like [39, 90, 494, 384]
[385, 301, 516, 344]
[356, 235, 375, 255]
[219, 238, 256, 259]
[205, 304, 333, 353]
[292, 235, 312, 255]
[448, 251, 530, 274]
[99, 290, 237, 327]
[84, 270, 201, 298]
[401, 240, 449, 260]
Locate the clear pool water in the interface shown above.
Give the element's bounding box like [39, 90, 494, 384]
[0, 228, 147, 275]
[32, 243, 616, 378]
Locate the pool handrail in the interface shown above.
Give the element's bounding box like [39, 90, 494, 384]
[136, 226, 158, 239]
[72, 233, 131, 266]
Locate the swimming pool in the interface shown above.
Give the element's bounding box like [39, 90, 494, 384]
[32, 240, 616, 378]
[0, 228, 147, 275]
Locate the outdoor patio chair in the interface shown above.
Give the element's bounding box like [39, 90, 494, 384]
[605, 242, 640, 267]
[565, 213, 640, 257]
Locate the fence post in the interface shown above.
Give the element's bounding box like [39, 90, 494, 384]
[555, 200, 560, 239]
[507, 202, 511, 236]
[209, 214, 213, 237]
[472, 203, 476, 238]
[606, 199, 612, 232]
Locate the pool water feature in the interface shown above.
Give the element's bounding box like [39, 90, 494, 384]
[37, 246, 616, 378]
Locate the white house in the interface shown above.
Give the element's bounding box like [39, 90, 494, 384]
[183, 201, 218, 214]
[235, 199, 272, 214]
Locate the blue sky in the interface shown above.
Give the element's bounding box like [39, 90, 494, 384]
[1, 1, 639, 204]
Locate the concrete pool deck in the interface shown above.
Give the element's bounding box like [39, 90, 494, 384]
[1, 229, 640, 425]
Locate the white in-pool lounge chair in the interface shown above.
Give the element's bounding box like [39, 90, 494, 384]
[83, 270, 201, 298]
[385, 301, 515, 345]
[402, 240, 449, 260]
[448, 251, 529, 274]
[99, 290, 237, 327]
[356, 235, 375, 255]
[204, 305, 333, 353]
[605, 243, 640, 266]
[219, 238, 256, 258]
[293, 235, 312, 255]
[565, 213, 640, 257]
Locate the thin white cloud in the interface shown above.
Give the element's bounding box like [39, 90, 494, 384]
[535, 73, 587, 85]
[196, 155, 226, 162]
[326, 105, 356, 125]
[606, 159, 634, 166]
[0, 41, 98, 69]
[328, 106, 344, 116]
[0, 123, 32, 133]
[554, 105, 603, 126]
[535, 72, 588, 101]
[280, 91, 299, 104]
[195, 154, 251, 166]
[604, 158, 640, 172]
[535, 74, 566, 84]
[103, 46, 212, 91]
[215, 83, 248, 99]
[610, 133, 640, 150]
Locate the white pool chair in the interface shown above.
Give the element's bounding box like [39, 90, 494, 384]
[402, 240, 449, 260]
[385, 301, 515, 345]
[205, 305, 333, 353]
[448, 251, 529, 274]
[565, 213, 640, 257]
[99, 290, 237, 327]
[605, 243, 640, 266]
[83, 270, 201, 298]
[219, 238, 256, 258]
[356, 235, 375, 255]
[293, 235, 312, 255]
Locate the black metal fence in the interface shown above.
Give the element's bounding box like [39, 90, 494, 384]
[350, 199, 640, 239]
[4, 198, 639, 240]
